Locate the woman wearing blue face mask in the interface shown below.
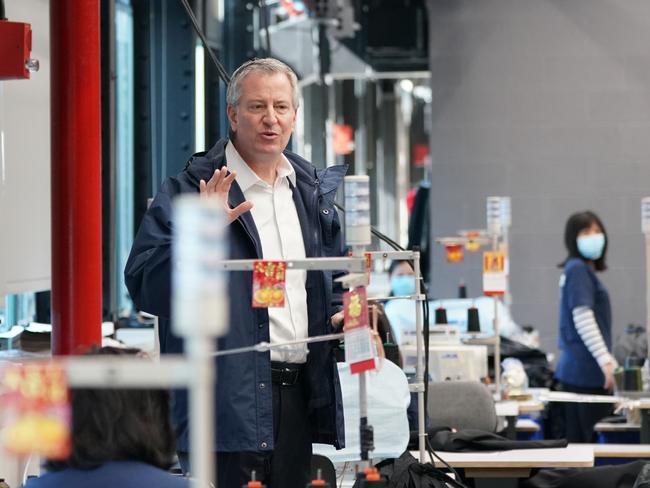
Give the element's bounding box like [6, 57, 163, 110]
[555, 211, 617, 442]
[384, 261, 417, 345]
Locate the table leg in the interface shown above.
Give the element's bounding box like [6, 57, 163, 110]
[641, 409, 650, 444]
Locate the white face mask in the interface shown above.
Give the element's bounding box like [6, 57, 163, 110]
[577, 233, 605, 260]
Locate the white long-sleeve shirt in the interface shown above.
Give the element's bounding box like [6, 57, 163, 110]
[572, 305, 617, 368]
[226, 142, 309, 363]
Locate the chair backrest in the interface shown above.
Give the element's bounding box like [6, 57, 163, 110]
[311, 454, 337, 487]
[427, 381, 498, 432]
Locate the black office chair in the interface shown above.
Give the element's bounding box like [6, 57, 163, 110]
[311, 454, 337, 487]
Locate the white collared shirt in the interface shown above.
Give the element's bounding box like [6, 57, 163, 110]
[226, 142, 309, 363]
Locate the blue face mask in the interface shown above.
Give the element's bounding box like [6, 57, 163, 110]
[391, 275, 416, 296]
[577, 233, 606, 260]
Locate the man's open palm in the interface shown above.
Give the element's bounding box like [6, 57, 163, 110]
[199, 167, 253, 223]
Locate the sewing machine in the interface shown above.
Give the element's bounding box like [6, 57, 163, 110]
[401, 326, 488, 382]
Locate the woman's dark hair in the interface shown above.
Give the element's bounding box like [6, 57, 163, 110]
[561, 210, 608, 271]
[373, 304, 403, 368]
[388, 259, 413, 276]
[47, 346, 176, 471]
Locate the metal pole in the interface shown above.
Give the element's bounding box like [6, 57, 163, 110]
[492, 233, 501, 395]
[646, 234, 650, 358]
[50, 0, 103, 354]
[188, 337, 215, 488]
[494, 297, 501, 395]
[359, 370, 369, 460]
[503, 225, 511, 309]
[349, 243, 373, 463]
[414, 253, 426, 462]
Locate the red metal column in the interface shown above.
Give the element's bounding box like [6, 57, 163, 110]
[50, 0, 102, 355]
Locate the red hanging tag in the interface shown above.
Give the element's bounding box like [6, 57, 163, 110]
[0, 361, 71, 459]
[252, 261, 287, 308]
[343, 287, 376, 374]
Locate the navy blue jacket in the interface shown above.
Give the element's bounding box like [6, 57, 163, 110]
[24, 462, 189, 488]
[125, 139, 346, 452]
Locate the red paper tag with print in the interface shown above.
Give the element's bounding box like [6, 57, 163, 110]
[343, 287, 369, 330]
[252, 261, 287, 308]
[343, 287, 376, 374]
[0, 362, 71, 459]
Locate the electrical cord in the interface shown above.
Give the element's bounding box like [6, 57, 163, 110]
[334, 202, 439, 480]
[425, 438, 468, 488]
[178, 0, 231, 85]
[333, 202, 404, 253]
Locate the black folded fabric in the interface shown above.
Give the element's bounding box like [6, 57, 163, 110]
[429, 427, 568, 452]
[520, 460, 646, 488]
[368, 451, 466, 488]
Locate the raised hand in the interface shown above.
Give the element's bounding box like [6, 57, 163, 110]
[199, 167, 253, 224]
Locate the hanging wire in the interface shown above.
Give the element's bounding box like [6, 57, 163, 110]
[426, 437, 469, 488]
[178, 0, 231, 85]
[334, 201, 434, 465]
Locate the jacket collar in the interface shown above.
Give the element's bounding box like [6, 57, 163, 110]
[183, 139, 347, 257]
[185, 139, 347, 199]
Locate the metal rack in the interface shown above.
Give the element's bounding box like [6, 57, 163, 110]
[30, 249, 426, 488]
[211, 250, 427, 463]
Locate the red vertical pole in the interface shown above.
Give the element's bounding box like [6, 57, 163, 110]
[50, 0, 102, 355]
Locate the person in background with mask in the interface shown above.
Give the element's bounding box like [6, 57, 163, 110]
[554, 211, 618, 442]
[383, 260, 417, 345]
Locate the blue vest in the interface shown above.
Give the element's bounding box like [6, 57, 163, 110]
[555, 258, 612, 388]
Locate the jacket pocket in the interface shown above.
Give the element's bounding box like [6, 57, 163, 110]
[318, 203, 338, 251]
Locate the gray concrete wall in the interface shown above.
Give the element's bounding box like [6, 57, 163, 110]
[427, 0, 650, 354]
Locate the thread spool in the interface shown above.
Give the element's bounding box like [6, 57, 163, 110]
[306, 468, 331, 487]
[625, 356, 645, 369]
[467, 306, 480, 333]
[355, 467, 388, 487]
[614, 368, 624, 391]
[242, 470, 265, 488]
[458, 282, 467, 299]
[243, 482, 264, 488]
[623, 367, 642, 391]
[434, 307, 447, 325]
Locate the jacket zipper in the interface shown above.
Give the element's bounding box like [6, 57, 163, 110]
[312, 178, 321, 253]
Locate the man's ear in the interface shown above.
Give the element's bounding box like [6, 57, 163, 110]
[227, 104, 238, 132]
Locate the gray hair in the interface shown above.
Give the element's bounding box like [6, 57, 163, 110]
[226, 58, 300, 109]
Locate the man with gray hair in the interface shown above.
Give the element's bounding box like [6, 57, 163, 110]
[125, 58, 346, 487]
